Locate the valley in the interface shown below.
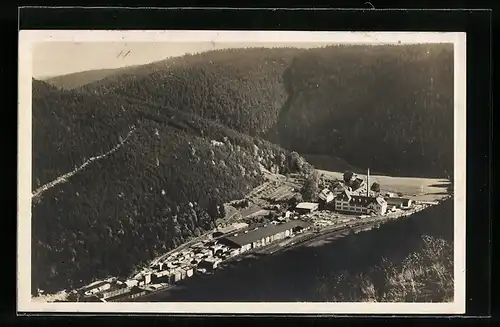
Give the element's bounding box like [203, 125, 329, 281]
[31, 43, 455, 301]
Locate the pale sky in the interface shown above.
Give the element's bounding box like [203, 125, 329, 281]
[32, 42, 331, 78]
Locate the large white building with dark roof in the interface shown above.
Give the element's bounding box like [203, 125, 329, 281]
[334, 189, 388, 215]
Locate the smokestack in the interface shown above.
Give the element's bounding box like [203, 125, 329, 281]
[367, 168, 370, 197]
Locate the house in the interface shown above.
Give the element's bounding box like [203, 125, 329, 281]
[171, 269, 182, 283]
[331, 182, 347, 195]
[385, 197, 413, 209]
[142, 273, 152, 285]
[318, 188, 334, 203]
[334, 189, 387, 215]
[185, 266, 194, 277]
[152, 262, 165, 271]
[82, 281, 112, 296]
[124, 279, 138, 288]
[153, 270, 172, 284]
[166, 261, 179, 270]
[295, 202, 319, 214]
[209, 244, 225, 256]
[178, 267, 187, 280]
[198, 257, 222, 271]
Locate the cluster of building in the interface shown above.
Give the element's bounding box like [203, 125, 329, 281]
[77, 168, 413, 302]
[296, 169, 413, 217]
[79, 218, 312, 302]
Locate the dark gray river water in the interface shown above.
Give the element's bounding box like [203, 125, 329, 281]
[139, 199, 454, 302]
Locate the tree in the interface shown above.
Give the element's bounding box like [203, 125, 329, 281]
[218, 204, 227, 218]
[302, 170, 320, 201]
[268, 211, 279, 221]
[370, 182, 381, 193]
[289, 151, 305, 172]
[208, 197, 220, 228]
[343, 171, 354, 184]
[288, 193, 303, 207]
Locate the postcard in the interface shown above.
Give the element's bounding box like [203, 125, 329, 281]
[18, 30, 466, 314]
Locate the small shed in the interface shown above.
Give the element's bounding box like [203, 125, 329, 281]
[295, 202, 319, 214]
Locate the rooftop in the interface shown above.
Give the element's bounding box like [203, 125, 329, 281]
[218, 222, 249, 234]
[337, 189, 387, 206]
[245, 209, 270, 218]
[295, 202, 319, 210]
[80, 280, 110, 292]
[222, 220, 312, 247]
[385, 197, 412, 205]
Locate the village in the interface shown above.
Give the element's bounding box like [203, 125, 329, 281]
[72, 168, 447, 302]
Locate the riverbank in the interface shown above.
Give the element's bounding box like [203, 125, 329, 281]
[135, 198, 453, 302]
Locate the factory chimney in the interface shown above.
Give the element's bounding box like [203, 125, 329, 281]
[367, 168, 370, 197]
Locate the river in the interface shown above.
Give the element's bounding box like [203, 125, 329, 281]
[137, 199, 454, 302]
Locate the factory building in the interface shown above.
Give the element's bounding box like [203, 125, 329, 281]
[218, 220, 312, 250]
[334, 189, 388, 215]
[333, 168, 388, 215]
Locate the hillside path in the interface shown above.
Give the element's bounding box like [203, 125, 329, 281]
[32, 126, 136, 201]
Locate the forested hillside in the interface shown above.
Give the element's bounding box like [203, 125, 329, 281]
[32, 79, 303, 294]
[53, 44, 454, 177]
[269, 45, 454, 177]
[80, 47, 304, 135]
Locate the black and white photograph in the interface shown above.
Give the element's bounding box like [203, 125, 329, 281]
[18, 30, 466, 314]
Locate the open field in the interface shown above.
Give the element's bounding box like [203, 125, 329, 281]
[317, 169, 450, 202]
